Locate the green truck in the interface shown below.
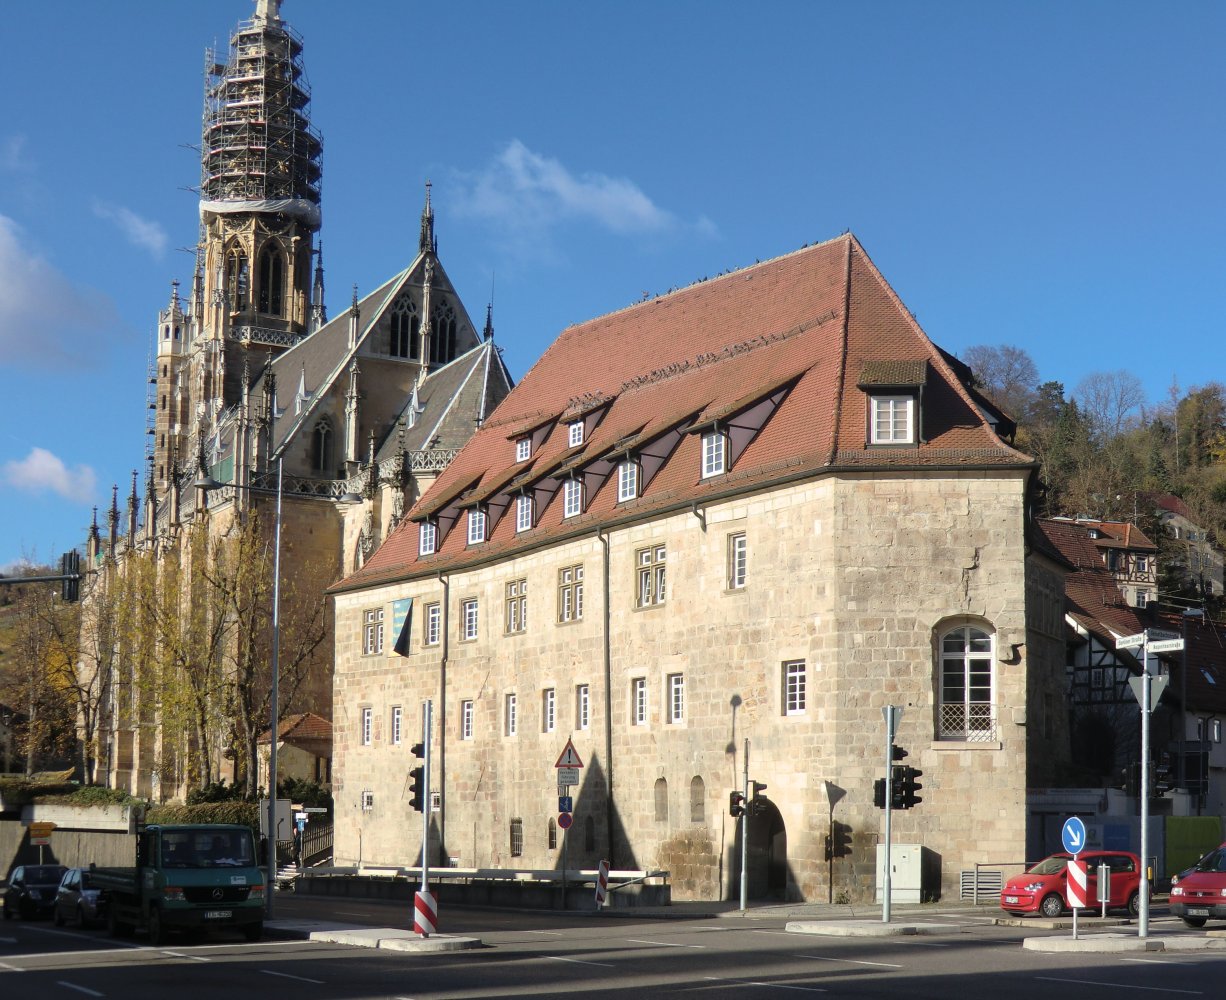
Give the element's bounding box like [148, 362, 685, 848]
[91, 823, 266, 944]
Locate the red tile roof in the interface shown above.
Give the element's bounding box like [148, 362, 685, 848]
[334, 234, 1034, 593]
[260, 712, 333, 746]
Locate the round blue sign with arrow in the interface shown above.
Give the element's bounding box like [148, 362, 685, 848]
[1061, 816, 1086, 856]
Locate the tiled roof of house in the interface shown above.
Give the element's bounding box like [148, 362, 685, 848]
[1049, 518, 1158, 553]
[260, 711, 333, 745]
[1037, 518, 1147, 643]
[334, 234, 1034, 594]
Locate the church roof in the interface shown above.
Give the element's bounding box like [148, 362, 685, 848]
[334, 233, 1034, 594]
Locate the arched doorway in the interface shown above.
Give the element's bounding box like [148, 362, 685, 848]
[728, 800, 790, 900]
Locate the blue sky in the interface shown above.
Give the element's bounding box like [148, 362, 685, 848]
[1, 1, 1222, 571]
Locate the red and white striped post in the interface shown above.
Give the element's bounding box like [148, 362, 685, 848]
[1066, 859, 1088, 939]
[413, 889, 438, 937]
[595, 860, 609, 908]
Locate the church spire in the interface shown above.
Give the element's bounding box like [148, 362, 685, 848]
[483, 302, 494, 342]
[254, 0, 282, 27]
[419, 180, 436, 255]
[311, 243, 327, 332]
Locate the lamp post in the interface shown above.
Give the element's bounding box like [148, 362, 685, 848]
[1180, 608, 1204, 795]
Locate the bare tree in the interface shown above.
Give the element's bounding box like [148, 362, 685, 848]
[961, 344, 1039, 419]
[1074, 370, 1146, 439]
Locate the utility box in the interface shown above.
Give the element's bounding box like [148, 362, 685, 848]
[875, 844, 940, 903]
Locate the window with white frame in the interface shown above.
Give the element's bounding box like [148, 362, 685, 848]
[563, 478, 582, 518]
[667, 673, 685, 723]
[542, 688, 556, 733]
[505, 579, 527, 634]
[1137, 590, 1150, 608]
[516, 494, 533, 532]
[702, 430, 727, 477]
[1136, 555, 1149, 573]
[516, 438, 530, 462]
[391, 706, 402, 745]
[505, 693, 518, 736]
[728, 532, 747, 590]
[576, 683, 590, 730]
[939, 624, 996, 740]
[568, 421, 584, 447]
[783, 660, 806, 715]
[461, 699, 474, 740]
[467, 508, 486, 545]
[419, 521, 437, 555]
[461, 598, 479, 641]
[870, 395, 915, 444]
[636, 544, 666, 607]
[558, 564, 584, 623]
[1213, 718, 1222, 743]
[425, 602, 441, 646]
[632, 677, 647, 726]
[361, 707, 372, 746]
[618, 459, 639, 502]
[363, 607, 384, 655]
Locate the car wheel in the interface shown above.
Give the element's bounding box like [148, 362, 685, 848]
[242, 921, 263, 943]
[1040, 894, 1064, 918]
[77, 904, 88, 929]
[1127, 892, 1139, 918]
[1183, 916, 1207, 929]
[148, 906, 167, 947]
[3, 900, 12, 920]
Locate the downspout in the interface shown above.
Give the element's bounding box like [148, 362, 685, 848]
[438, 572, 449, 865]
[598, 528, 614, 866]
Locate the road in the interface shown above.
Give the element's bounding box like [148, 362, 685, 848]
[2, 896, 1225, 999]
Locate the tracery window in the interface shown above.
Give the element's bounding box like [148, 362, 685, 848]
[432, 301, 458, 364]
[390, 294, 420, 359]
[257, 244, 285, 316]
[226, 247, 249, 311]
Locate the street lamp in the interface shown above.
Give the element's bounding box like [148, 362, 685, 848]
[1181, 608, 1205, 796]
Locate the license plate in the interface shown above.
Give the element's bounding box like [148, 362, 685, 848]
[204, 909, 232, 919]
[1187, 907, 1210, 917]
[1004, 895, 1019, 904]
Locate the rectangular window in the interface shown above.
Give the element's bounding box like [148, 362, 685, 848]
[461, 700, 474, 740]
[542, 688, 556, 733]
[1214, 719, 1223, 744]
[636, 545, 667, 607]
[568, 421, 584, 447]
[516, 438, 530, 462]
[391, 705, 402, 745]
[467, 508, 486, 545]
[505, 693, 518, 736]
[783, 660, 806, 715]
[563, 479, 582, 518]
[419, 521, 437, 555]
[505, 579, 527, 634]
[702, 431, 727, 477]
[632, 677, 647, 726]
[461, 598, 479, 641]
[516, 494, 533, 532]
[363, 607, 384, 655]
[1136, 555, 1148, 573]
[870, 395, 914, 444]
[577, 684, 590, 730]
[667, 673, 685, 723]
[361, 707, 372, 746]
[618, 460, 639, 502]
[728, 532, 747, 589]
[425, 602, 441, 646]
[1137, 590, 1149, 608]
[510, 818, 523, 857]
[558, 564, 584, 622]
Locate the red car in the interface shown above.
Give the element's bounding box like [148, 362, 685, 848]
[1169, 845, 1226, 927]
[1000, 850, 1142, 918]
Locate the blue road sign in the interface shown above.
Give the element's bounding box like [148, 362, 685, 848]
[1061, 816, 1086, 856]
[559, 795, 573, 813]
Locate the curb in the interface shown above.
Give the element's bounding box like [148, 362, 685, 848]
[786, 920, 962, 937]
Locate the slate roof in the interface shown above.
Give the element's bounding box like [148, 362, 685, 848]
[335, 233, 1034, 594]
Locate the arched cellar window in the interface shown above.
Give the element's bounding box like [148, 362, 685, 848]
[547, 817, 557, 850]
[431, 300, 457, 365]
[226, 246, 249, 312]
[690, 776, 705, 823]
[654, 777, 668, 823]
[310, 416, 333, 474]
[390, 294, 419, 359]
[509, 818, 523, 858]
[258, 244, 285, 316]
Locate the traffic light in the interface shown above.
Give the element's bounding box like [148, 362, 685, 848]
[410, 742, 425, 759]
[408, 766, 425, 812]
[729, 791, 745, 818]
[60, 550, 80, 603]
[824, 821, 852, 860]
[891, 744, 908, 763]
[890, 765, 906, 809]
[873, 778, 887, 809]
[900, 766, 924, 808]
[748, 780, 768, 816]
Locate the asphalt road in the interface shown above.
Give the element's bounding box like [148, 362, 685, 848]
[2, 897, 1225, 999]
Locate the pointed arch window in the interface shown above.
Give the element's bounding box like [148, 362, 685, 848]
[310, 416, 333, 473]
[257, 244, 285, 316]
[226, 247, 249, 312]
[391, 294, 420, 359]
[431, 301, 457, 365]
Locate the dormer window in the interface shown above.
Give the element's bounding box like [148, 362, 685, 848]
[563, 479, 582, 518]
[618, 459, 639, 502]
[568, 421, 584, 447]
[516, 495, 533, 533]
[701, 430, 727, 478]
[419, 521, 437, 556]
[516, 438, 531, 462]
[869, 395, 915, 445]
[467, 509, 486, 545]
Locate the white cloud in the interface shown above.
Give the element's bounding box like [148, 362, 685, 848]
[0, 214, 118, 369]
[92, 200, 168, 258]
[2, 447, 96, 503]
[453, 140, 680, 239]
[0, 134, 33, 172]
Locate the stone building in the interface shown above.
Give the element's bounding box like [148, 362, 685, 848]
[81, 0, 511, 800]
[329, 233, 1069, 902]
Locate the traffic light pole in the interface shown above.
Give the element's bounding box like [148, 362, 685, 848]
[740, 738, 749, 912]
[421, 700, 432, 894]
[882, 706, 902, 923]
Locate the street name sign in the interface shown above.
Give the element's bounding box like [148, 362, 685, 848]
[1148, 638, 1185, 653]
[1115, 632, 1146, 650]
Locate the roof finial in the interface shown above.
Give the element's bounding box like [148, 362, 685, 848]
[484, 302, 494, 342]
[419, 180, 436, 255]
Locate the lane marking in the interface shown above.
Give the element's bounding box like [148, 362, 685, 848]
[545, 955, 615, 968]
[626, 938, 707, 949]
[0, 937, 16, 944]
[1035, 977, 1201, 995]
[704, 976, 826, 993]
[793, 953, 903, 969]
[0, 961, 23, 972]
[57, 983, 104, 997]
[525, 930, 564, 936]
[160, 950, 210, 962]
[262, 969, 325, 984]
[1122, 959, 1192, 965]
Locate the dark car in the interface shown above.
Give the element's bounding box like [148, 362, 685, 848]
[3, 864, 68, 920]
[53, 867, 107, 928]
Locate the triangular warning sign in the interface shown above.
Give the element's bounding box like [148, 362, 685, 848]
[554, 738, 584, 768]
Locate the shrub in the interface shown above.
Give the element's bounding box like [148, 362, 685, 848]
[147, 801, 261, 832]
[186, 779, 246, 805]
[277, 777, 332, 812]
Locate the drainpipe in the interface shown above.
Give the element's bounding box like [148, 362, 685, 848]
[598, 528, 614, 867]
[438, 572, 449, 865]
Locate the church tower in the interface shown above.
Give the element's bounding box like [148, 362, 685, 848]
[152, 0, 322, 496]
